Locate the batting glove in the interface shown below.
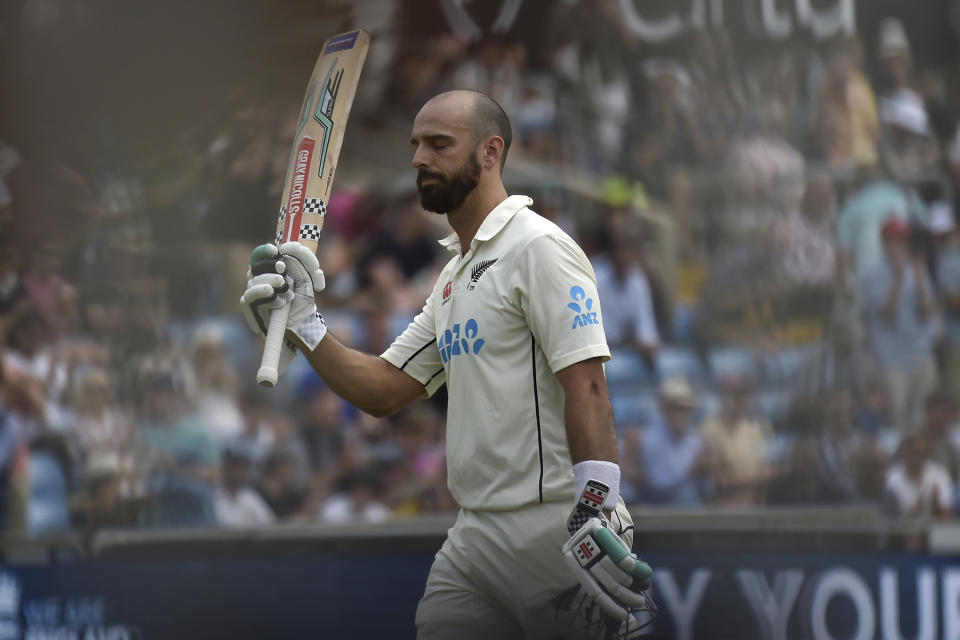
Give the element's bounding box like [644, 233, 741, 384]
[562, 480, 655, 630]
[240, 242, 328, 356]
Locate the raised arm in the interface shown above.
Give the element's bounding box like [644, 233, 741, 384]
[241, 242, 439, 417]
[291, 332, 424, 417]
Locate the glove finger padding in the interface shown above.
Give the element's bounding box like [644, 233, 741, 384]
[279, 242, 325, 293]
[239, 241, 328, 384]
[592, 527, 653, 585]
[241, 273, 294, 336]
[562, 518, 654, 623]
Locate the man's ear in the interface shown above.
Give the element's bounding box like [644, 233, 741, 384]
[480, 136, 505, 170]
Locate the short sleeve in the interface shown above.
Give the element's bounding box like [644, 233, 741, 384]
[380, 298, 446, 397]
[515, 233, 611, 373]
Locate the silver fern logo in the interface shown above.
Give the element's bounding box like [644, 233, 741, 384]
[468, 259, 498, 291]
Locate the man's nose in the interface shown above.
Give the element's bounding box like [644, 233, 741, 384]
[412, 145, 431, 170]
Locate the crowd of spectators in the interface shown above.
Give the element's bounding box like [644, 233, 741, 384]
[2, 3, 960, 538]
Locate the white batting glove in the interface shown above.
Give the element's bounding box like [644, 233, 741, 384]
[562, 480, 655, 629]
[240, 242, 328, 358]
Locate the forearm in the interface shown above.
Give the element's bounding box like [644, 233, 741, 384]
[562, 375, 618, 465]
[290, 330, 422, 417]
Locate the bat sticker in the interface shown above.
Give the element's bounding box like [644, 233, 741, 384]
[282, 137, 316, 243]
[323, 31, 360, 54]
[314, 61, 344, 181]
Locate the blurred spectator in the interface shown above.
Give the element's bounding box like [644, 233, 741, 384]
[884, 431, 954, 519]
[67, 367, 132, 463]
[686, 30, 744, 163]
[133, 362, 220, 487]
[837, 161, 927, 284]
[861, 217, 939, 433]
[256, 450, 306, 521]
[721, 113, 806, 243]
[300, 382, 349, 477]
[214, 442, 274, 528]
[0, 240, 25, 317]
[591, 229, 659, 365]
[266, 413, 311, 495]
[356, 197, 441, 284]
[878, 88, 941, 181]
[381, 406, 449, 515]
[624, 377, 705, 506]
[770, 171, 839, 288]
[235, 389, 277, 470]
[853, 374, 897, 446]
[632, 59, 700, 253]
[317, 467, 391, 524]
[3, 306, 67, 427]
[811, 36, 878, 171]
[701, 376, 773, 506]
[73, 453, 137, 532]
[768, 400, 823, 504]
[815, 390, 874, 502]
[21, 240, 72, 332]
[922, 390, 960, 483]
[191, 327, 243, 444]
[875, 18, 916, 100]
[933, 203, 960, 394]
[354, 254, 423, 327]
[0, 361, 27, 533]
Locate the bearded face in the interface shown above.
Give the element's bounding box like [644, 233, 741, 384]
[417, 152, 481, 214]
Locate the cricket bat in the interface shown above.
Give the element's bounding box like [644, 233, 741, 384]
[257, 29, 370, 387]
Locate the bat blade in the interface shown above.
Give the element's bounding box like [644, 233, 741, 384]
[257, 29, 370, 388]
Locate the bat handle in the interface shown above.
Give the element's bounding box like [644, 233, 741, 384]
[257, 304, 292, 388]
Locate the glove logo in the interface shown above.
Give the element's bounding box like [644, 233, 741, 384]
[567, 286, 599, 329]
[438, 318, 485, 363]
[576, 539, 597, 565]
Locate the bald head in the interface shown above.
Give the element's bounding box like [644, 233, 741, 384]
[424, 90, 512, 169]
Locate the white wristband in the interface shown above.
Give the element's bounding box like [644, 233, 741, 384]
[573, 460, 621, 511]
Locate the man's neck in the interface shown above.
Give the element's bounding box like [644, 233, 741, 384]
[447, 183, 509, 255]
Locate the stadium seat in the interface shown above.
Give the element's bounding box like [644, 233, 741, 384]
[605, 348, 654, 391]
[657, 346, 706, 385]
[670, 304, 695, 343]
[707, 347, 758, 383]
[761, 345, 818, 388]
[611, 392, 658, 426]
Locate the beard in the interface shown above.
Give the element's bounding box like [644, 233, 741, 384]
[417, 154, 481, 214]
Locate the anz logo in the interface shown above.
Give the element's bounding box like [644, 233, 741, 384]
[568, 286, 599, 330]
[438, 318, 486, 363]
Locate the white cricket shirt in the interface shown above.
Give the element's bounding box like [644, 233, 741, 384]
[381, 195, 611, 511]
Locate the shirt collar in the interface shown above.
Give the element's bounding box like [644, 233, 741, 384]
[438, 195, 533, 254]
